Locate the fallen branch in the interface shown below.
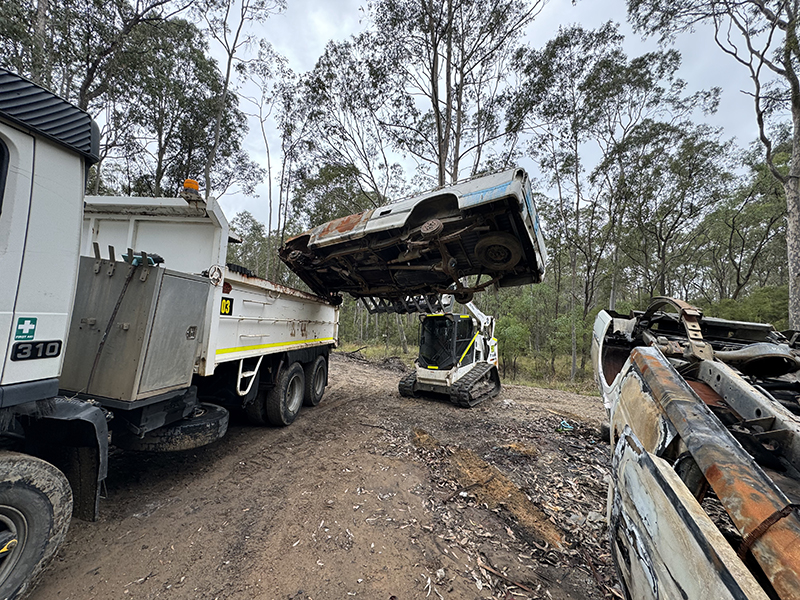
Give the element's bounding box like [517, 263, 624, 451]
[477, 559, 535, 594]
[580, 548, 605, 592]
[359, 422, 393, 432]
[444, 474, 496, 502]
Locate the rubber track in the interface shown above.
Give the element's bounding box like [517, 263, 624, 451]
[398, 372, 418, 397]
[449, 362, 501, 407]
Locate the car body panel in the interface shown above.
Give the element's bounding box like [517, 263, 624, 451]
[593, 298, 800, 599]
[280, 168, 547, 313]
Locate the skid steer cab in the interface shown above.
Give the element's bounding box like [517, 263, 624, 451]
[398, 299, 500, 407]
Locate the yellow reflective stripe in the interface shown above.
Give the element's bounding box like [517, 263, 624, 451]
[460, 314, 470, 318]
[426, 365, 439, 370]
[216, 337, 335, 355]
[458, 333, 479, 365]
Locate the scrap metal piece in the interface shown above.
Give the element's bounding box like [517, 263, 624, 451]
[279, 168, 548, 313]
[595, 298, 800, 600]
[610, 426, 771, 600]
[631, 347, 800, 598]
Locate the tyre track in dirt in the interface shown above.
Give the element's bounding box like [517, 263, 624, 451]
[30, 354, 614, 600]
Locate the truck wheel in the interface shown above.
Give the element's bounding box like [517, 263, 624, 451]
[113, 404, 229, 452]
[0, 452, 72, 600]
[266, 362, 305, 426]
[303, 356, 327, 407]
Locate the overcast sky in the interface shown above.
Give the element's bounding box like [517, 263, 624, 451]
[215, 0, 761, 226]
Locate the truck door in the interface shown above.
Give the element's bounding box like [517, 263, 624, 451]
[0, 124, 35, 386]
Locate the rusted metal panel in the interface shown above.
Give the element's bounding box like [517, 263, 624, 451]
[305, 209, 375, 248]
[632, 347, 800, 598]
[593, 298, 800, 599]
[611, 427, 771, 600]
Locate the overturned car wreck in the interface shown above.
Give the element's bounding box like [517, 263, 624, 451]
[279, 168, 547, 313]
[593, 297, 800, 600]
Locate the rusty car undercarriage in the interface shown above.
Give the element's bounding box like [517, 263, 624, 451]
[593, 297, 800, 599]
[279, 168, 547, 314]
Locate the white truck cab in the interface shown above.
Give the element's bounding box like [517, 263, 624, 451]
[0, 71, 99, 407]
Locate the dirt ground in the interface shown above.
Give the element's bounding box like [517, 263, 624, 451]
[30, 354, 618, 600]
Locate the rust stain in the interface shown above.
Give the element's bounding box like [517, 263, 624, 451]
[316, 210, 372, 238]
[686, 380, 727, 408]
[631, 347, 800, 598]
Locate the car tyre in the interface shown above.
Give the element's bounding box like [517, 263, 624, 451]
[475, 232, 523, 271]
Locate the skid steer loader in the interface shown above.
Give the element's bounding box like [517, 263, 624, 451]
[398, 296, 500, 407]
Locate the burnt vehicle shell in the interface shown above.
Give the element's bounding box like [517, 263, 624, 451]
[593, 297, 800, 600]
[279, 168, 547, 313]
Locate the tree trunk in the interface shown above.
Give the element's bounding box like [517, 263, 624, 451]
[609, 245, 618, 311]
[786, 173, 800, 329]
[395, 314, 408, 354]
[32, 0, 50, 86]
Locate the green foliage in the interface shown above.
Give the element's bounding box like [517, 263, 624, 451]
[700, 286, 790, 331]
[291, 164, 382, 229]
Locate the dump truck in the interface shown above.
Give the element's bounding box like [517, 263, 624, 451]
[593, 297, 800, 600]
[0, 69, 338, 599]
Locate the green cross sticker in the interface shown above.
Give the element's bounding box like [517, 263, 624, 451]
[15, 317, 37, 341]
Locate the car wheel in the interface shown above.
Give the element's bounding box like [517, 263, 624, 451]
[0, 452, 72, 600]
[303, 356, 327, 407]
[266, 362, 305, 426]
[475, 232, 522, 271]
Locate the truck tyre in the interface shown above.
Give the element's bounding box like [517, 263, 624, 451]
[266, 362, 305, 426]
[113, 404, 229, 452]
[0, 452, 72, 600]
[303, 356, 327, 407]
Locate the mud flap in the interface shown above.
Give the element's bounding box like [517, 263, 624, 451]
[609, 427, 769, 600]
[22, 398, 108, 522]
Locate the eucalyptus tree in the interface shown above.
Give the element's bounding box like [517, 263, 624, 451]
[195, 0, 285, 199]
[509, 24, 624, 378]
[697, 145, 787, 301]
[95, 18, 262, 199]
[628, 0, 800, 328]
[301, 39, 405, 206]
[509, 23, 721, 375]
[614, 122, 734, 300]
[0, 0, 182, 109]
[364, 0, 544, 186]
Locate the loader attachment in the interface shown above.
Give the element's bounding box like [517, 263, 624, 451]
[279, 168, 547, 313]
